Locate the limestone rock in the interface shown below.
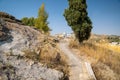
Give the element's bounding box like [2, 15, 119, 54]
[0, 19, 11, 41]
[0, 13, 64, 80]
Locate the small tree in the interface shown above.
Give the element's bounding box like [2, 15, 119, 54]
[35, 3, 50, 33]
[64, 0, 92, 43]
[21, 17, 29, 25]
[21, 17, 35, 26]
[28, 17, 35, 26]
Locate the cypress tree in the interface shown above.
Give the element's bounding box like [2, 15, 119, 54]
[64, 0, 92, 43]
[35, 3, 50, 33]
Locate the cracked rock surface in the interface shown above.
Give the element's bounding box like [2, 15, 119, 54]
[0, 19, 63, 80]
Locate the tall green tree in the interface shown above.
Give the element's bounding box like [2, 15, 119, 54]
[64, 0, 92, 43]
[35, 3, 50, 33]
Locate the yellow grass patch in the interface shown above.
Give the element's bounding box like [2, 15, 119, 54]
[69, 39, 120, 80]
[96, 42, 120, 53]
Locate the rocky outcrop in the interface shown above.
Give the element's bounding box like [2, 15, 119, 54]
[0, 12, 22, 24]
[0, 51, 63, 80]
[0, 60, 19, 80]
[0, 19, 12, 41]
[0, 13, 64, 80]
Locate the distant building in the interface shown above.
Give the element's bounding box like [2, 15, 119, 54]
[111, 42, 119, 45]
[54, 32, 75, 40]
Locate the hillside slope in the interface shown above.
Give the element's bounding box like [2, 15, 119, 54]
[0, 15, 64, 80]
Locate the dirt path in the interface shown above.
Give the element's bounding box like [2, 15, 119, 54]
[59, 42, 92, 80]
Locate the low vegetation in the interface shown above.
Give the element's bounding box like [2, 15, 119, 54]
[107, 35, 120, 42]
[23, 37, 69, 80]
[69, 36, 120, 80]
[21, 17, 35, 26]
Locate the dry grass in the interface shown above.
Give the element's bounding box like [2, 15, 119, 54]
[96, 42, 120, 53]
[69, 39, 120, 80]
[24, 38, 69, 80]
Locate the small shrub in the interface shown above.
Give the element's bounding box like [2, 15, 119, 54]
[24, 50, 40, 61]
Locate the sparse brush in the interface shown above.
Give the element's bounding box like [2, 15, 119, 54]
[69, 39, 79, 49]
[23, 39, 69, 80]
[69, 39, 120, 80]
[24, 50, 40, 61]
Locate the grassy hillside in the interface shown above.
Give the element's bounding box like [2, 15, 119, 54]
[69, 34, 120, 80]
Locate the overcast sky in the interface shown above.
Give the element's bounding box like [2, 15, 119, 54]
[0, 0, 120, 35]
